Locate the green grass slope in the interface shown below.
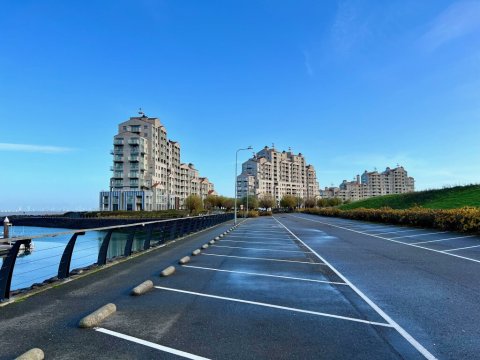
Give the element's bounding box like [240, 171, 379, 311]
[339, 184, 480, 210]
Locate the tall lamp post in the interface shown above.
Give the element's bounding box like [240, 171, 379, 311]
[245, 180, 249, 219]
[234, 146, 252, 225]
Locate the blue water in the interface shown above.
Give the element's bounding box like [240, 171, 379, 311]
[2, 226, 150, 291]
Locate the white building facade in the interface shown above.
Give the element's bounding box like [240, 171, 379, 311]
[100, 113, 215, 211]
[322, 166, 415, 202]
[236, 146, 320, 206]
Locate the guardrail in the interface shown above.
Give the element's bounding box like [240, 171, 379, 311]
[0, 213, 233, 301]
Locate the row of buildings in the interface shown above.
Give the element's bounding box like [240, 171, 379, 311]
[236, 146, 320, 205]
[321, 166, 415, 202]
[100, 112, 215, 211]
[98, 113, 415, 211]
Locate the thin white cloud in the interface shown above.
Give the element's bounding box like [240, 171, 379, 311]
[421, 1, 480, 51]
[0, 143, 73, 153]
[303, 50, 314, 77]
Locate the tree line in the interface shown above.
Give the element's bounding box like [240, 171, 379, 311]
[184, 194, 346, 214]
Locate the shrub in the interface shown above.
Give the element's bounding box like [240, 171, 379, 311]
[301, 207, 480, 233]
[259, 210, 272, 216]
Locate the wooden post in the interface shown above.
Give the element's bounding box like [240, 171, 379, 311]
[3, 217, 10, 239]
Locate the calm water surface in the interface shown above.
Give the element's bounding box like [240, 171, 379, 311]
[2, 226, 149, 291]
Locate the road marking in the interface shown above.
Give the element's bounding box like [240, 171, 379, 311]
[154, 286, 391, 327]
[292, 214, 480, 265]
[211, 245, 310, 253]
[220, 239, 293, 246]
[276, 216, 437, 360]
[95, 327, 210, 360]
[182, 264, 347, 285]
[390, 231, 449, 239]
[235, 230, 289, 234]
[370, 229, 423, 235]
[444, 244, 480, 252]
[201, 253, 325, 265]
[226, 234, 293, 240]
[411, 235, 477, 245]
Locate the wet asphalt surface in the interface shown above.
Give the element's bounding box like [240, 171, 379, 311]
[1, 214, 479, 359]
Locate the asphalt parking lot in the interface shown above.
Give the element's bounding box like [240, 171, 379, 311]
[286, 213, 480, 360]
[91, 216, 428, 359]
[3, 214, 479, 359]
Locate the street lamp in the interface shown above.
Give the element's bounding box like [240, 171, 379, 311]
[234, 146, 253, 225]
[245, 179, 249, 219]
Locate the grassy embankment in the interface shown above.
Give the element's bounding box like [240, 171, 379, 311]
[303, 185, 480, 233]
[339, 185, 480, 210]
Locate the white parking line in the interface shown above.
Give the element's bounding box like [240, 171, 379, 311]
[276, 216, 437, 360]
[154, 286, 391, 327]
[390, 231, 449, 239]
[370, 229, 423, 236]
[221, 239, 294, 246]
[95, 327, 210, 360]
[444, 244, 480, 252]
[182, 264, 347, 285]
[201, 253, 325, 265]
[236, 230, 289, 234]
[211, 245, 310, 253]
[411, 235, 477, 245]
[292, 214, 480, 265]
[226, 234, 293, 240]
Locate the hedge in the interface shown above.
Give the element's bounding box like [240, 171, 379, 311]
[301, 207, 480, 233]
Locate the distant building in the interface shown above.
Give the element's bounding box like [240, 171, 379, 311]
[236, 146, 320, 206]
[99, 112, 215, 211]
[323, 166, 415, 202]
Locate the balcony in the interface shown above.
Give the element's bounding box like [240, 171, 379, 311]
[128, 156, 139, 162]
[128, 172, 140, 178]
[113, 155, 124, 162]
[128, 139, 141, 145]
[114, 139, 124, 145]
[110, 149, 124, 155]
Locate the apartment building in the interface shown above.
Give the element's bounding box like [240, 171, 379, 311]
[325, 166, 415, 202]
[99, 112, 215, 211]
[236, 146, 320, 205]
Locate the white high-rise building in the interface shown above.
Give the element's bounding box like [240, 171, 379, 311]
[99, 112, 215, 211]
[323, 166, 415, 202]
[236, 146, 320, 206]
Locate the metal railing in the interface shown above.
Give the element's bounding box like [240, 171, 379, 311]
[0, 213, 233, 301]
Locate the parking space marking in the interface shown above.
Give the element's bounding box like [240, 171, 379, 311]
[411, 235, 477, 245]
[370, 229, 423, 236]
[220, 239, 294, 246]
[390, 231, 449, 239]
[444, 244, 480, 252]
[276, 216, 437, 360]
[292, 214, 480, 265]
[201, 253, 326, 265]
[154, 286, 391, 327]
[226, 235, 293, 240]
[95, 327, 210, 360]
[182, 264, 347, 285]
[211, 245, 311, 253]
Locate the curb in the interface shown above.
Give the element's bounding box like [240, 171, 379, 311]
[79, 303, 116, 328]
[179, 256, 191, 265]
[15, 348, 44, 360]
[131, 280, 153, 296]
[160, 266, 176, 277]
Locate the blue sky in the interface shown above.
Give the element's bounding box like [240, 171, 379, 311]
[1, 0, 479, 210]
